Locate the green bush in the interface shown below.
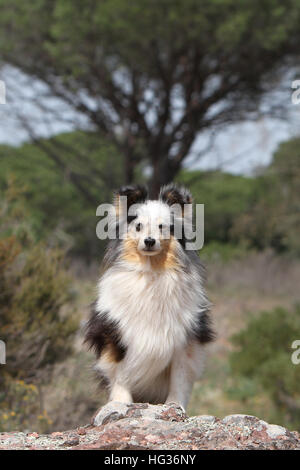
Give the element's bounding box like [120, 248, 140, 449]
[229, 306, 300, 430]
[199, 240, 251, 263]
[178, 169, 259, 246]
[0, 181, 78, 432]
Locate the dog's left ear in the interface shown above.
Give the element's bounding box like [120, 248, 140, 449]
[159, 183, 192, 207]
[114, 185, 148, 220]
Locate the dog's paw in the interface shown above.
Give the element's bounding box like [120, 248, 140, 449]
[92, 401, 130, 426]
[165, 400, 186, 412]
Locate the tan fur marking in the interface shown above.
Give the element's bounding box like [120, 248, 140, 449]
[122, 237, 145, 264]
[150, 237, 178, 270]
[122, 236, 179, 271]
[101, 343, 122, 363]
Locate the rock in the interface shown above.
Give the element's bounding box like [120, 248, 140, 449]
[77, 427, 87, 436]
[0, 403, 299, 450]
[92, 401, 187, 426]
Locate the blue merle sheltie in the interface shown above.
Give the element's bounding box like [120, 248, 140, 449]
[85, 183, 214, 416]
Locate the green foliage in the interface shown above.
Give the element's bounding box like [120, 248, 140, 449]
[0, 180, 78, 432]
[0, 379, 41, 432]
[268, 138, 300, 254]
[0, 145, 261, 260]
[232, 138, 300, 254]
[3, 0, 298, 71]
[0, 131, 125, 259]
[229, 306, 300, 429]
[178, 169, 258, 245]
[1, 0, 300, 192]
[179, 137, 300, 256]
[200, 241, 250, 263]
[1, 133, 300, 260]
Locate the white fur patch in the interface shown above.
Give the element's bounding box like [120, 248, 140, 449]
[96, 252, 207, 402]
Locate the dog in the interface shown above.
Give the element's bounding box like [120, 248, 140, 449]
[85, 183, 214, 412]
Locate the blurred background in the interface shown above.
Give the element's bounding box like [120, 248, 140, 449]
[0, 0, 300, 433]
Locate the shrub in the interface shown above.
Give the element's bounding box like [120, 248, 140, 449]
[229, 306, 300, 430]
[0, 180, 78, 431]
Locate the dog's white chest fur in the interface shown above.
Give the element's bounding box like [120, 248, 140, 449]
[97, 262, 203, 391]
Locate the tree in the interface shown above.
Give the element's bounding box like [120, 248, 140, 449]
[1, 0, 300, 197]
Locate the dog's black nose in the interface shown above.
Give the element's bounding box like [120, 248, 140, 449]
[144, 237, 155, 248]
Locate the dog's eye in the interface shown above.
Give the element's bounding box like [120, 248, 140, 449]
[136, 223, 142, 232]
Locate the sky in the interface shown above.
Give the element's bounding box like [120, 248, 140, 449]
[0, 66, 299, 176]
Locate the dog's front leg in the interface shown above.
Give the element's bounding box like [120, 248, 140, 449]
[109, 379, 133, 403]
[166, 342, 206, 410]
[106, 361, 133, 403]
[165, 354, 194, 410]
[93, 366, 133, 426]
[96, 353, 133, 404]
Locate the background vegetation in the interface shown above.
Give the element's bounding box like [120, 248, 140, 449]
[0, 0, 299, 433]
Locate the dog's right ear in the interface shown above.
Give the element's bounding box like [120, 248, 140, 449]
[113, 185, 148, 221]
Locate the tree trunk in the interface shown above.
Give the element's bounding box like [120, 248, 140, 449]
[124, 150, 134, 185]
[149, 157, 180, 198]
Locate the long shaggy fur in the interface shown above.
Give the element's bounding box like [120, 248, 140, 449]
[85, 184, 215, 409]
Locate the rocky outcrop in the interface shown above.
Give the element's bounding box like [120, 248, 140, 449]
[0, 402, 299, 450]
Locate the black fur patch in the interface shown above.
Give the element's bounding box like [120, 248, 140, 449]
[115, 185, 148, 227]
[84, 302, 126, 361]
[116, 185, 148, 208]
[193, 310, 216, 344]
[159, 183, 192, 207]
[160, 184, 193, 249]
[127, 214, 138, 224]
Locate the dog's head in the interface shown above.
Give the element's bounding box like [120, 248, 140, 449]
[114, 184, 193, 258]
